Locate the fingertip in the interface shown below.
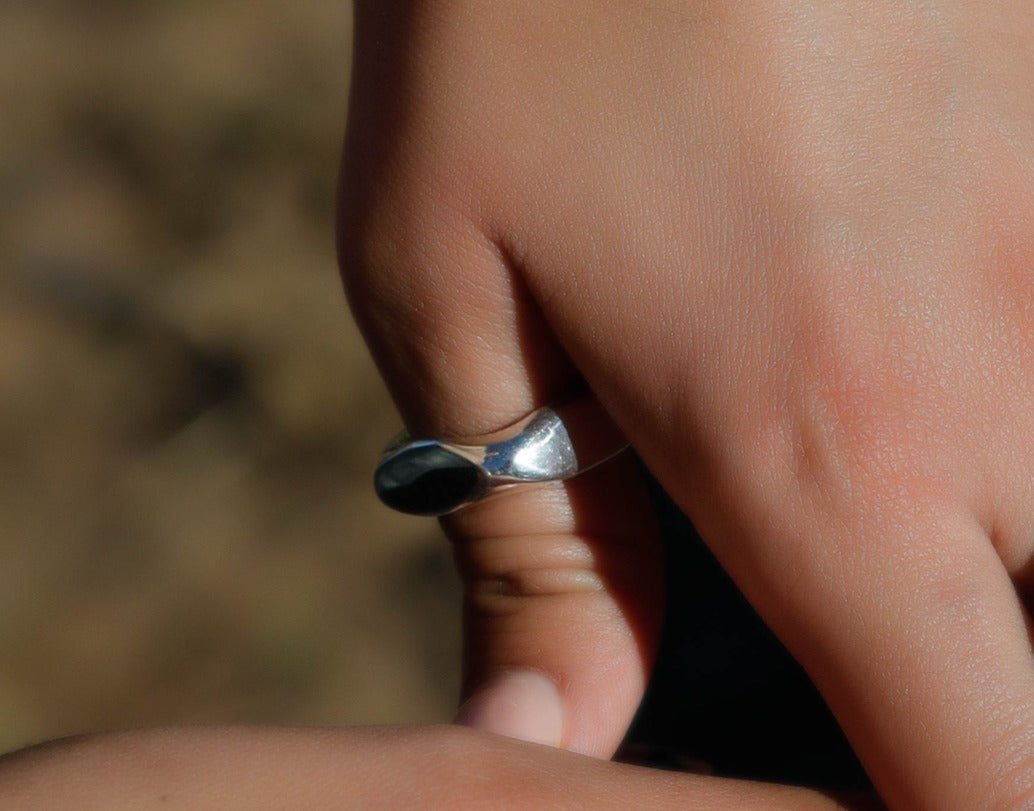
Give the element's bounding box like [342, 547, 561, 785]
[454, 670, 565, 750]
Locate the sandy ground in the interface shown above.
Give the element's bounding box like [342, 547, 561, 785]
[0, 1, 462, 753]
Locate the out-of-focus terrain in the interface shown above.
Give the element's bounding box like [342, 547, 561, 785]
[0, 0, 460, 753]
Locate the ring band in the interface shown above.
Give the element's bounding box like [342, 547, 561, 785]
[374, 398, 628, 516]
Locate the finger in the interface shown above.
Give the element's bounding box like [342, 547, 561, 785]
[683, 470, 1034, 808]
[447, 452, 663, 757]
[0, 726, 876, 810]
[339, 174, 663, 756]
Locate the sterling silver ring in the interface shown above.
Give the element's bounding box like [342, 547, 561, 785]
[374, 398, 628, 516]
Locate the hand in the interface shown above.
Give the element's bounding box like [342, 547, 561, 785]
[339, 1, 1034, 807]
[0, 725, 871, 809]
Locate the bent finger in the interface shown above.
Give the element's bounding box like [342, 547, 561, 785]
[339, 159, 662, 756]
[694, 483, 1034, 809]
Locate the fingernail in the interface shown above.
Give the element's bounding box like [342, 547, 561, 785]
[454, 670, 564, 748]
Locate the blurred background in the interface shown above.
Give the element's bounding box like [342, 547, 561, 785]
[0, 3, 874, 791]
[0, 0, 463, 754]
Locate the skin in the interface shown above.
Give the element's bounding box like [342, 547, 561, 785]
[0, 726, 870, 809]
[2, 2, 1031, 807]
[339, 1, 1034, 808]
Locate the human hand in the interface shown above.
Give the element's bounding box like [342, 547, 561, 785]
[339, 1, 1034, 807]
[0, 725, 872, 809]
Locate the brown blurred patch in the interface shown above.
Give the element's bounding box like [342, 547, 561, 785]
[0, 0, 460, 752]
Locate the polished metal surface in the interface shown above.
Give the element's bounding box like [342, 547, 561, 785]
[374, 400, 628, 516]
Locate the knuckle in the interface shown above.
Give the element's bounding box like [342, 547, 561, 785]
[458, 532, 605, 613]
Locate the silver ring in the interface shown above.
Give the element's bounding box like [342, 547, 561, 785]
[374, 398, 628, 516]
